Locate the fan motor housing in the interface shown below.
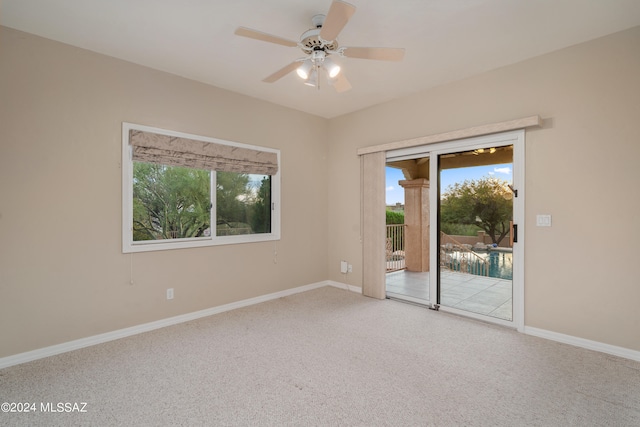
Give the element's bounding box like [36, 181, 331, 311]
[300, 23, 338, 52]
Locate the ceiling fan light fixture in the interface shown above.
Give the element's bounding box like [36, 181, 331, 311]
[235, 1, 406, 92]
[304, 68, 318, 87]
[296, 60, 313, 79]
[323, 57, 341, 78]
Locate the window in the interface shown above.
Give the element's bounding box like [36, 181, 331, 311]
[122, 123, 280, 253]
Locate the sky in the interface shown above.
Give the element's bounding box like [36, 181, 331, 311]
[385, 163, 512, 205]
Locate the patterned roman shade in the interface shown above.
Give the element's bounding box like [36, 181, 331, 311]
[129, 129, 278, 175]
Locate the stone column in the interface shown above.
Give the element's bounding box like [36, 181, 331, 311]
[399, 179, 430, 272]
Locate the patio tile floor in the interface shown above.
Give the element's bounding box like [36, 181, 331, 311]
[385, 269, 512, 321]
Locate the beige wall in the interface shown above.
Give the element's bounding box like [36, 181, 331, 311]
[327, 26, 640, 351]
[0, 27, 329, 358]
[2, 24, 639, 360]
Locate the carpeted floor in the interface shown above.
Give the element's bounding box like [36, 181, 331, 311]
[1, 286, 639, 426]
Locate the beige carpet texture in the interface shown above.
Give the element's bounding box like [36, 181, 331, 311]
[1, 286, 639, 426]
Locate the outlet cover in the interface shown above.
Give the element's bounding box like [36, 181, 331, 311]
[340, 261, 348, 274]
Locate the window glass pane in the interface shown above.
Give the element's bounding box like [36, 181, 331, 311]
[216, 172, 271, 236]
[133, 162, 211, 241]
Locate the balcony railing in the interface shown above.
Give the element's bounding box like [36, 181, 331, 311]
[385, 225, 490, 277]
[386, 224, 406, 272]
[440, 231, 489, 276]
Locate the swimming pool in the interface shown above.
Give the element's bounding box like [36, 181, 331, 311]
[483, 250, 513, 280]
[444, 250, 513, 280]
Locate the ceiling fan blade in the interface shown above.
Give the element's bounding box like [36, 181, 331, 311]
[319, 0, 356, 42]
[235, 27, 298, 48]
[262, 62, 300, 83]
[342, 47, 405, 61]
[332, 73, 352, 93]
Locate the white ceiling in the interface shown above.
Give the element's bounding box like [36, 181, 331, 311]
[3, 0, 640, 118]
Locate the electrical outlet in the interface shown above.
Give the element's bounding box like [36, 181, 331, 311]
[340, 260, 348, 274]
[347, 264, 353, 273]
[166, 288, 174, 300]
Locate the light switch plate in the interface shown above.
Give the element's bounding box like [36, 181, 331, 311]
[536, 214, 552, 227]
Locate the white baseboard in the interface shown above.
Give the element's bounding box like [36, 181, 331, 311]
[0, 280, 335, 370]
[3, 283, 637, 369]
[326, 279, 362, 294]
[524, 326, 640, 362]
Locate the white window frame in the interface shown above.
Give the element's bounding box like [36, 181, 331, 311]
[122, 123, 280, 253]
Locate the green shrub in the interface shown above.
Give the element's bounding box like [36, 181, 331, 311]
[440, 222, 482, 236]
[386, 210, 404, 225]
[386, 210, 405, 252]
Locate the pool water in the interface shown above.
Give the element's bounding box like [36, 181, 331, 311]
[446, 250, 513, 280]
[482, 251, 513, 280]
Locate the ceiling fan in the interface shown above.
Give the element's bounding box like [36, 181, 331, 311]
[234, 0, 405, 92]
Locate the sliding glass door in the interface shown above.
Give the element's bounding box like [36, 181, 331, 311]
[385, 130, 524, 328]
[437, 145, 514, 321]
[385, 155, 432, 305]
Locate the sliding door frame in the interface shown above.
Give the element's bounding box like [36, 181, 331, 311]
[385, 130, 525, 331]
